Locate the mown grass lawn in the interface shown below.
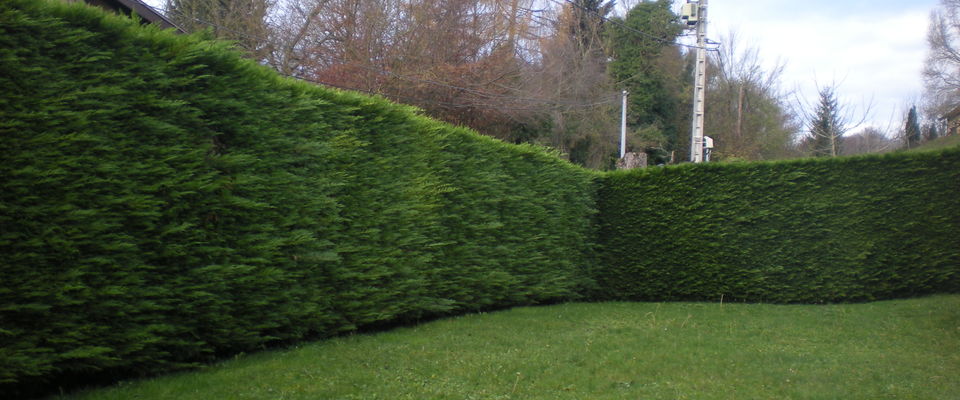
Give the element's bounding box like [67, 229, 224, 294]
[61, 295, 960, 399]
[905, 134, 960, 152]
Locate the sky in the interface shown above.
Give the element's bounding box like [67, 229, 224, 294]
[696, 0, 939, 134]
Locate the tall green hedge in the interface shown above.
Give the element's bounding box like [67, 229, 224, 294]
[595, 151, 960, 303]
[3, 0, 959, 397]
[0, 1, 596, 395]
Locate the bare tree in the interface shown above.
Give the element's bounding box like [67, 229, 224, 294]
[270, 0, 552, 142]
[156, 0, 678, 167]
[840, 127, 898, 155]
[923, 0, 960, 118]
[706, 31, 799, 160]
[524, 0, 619, 167]
[266, 0, 337, 76]
[165, 0, 274, 60]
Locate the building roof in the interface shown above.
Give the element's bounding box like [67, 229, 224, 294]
[83, 0, 184, 33]
[943, 105, 960, 121]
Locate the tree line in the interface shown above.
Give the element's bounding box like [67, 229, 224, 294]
[160, 0, 956, 167]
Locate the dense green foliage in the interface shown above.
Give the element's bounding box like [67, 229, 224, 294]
[2, 1, 959, 397]
[595, 151, 960, 303]
[607, 0, 689, 160]
[0, 0, 595, 396]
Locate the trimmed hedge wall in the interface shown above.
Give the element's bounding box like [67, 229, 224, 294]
[0, 1, 596, 395]
[3, 0, 960, 397]
[595, 151, 960, 303]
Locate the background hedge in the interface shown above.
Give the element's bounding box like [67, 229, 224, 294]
[595, 151, 960, 303]
[0, 1, 596, 396]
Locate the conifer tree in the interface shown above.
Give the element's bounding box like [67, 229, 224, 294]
[925, 122, 941, 142]
[905, 105, 922, 148]
[809, 87, 843, 157]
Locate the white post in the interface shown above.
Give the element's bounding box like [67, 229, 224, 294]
[620, 90, 628, 158]
[689, 0, 708, 163]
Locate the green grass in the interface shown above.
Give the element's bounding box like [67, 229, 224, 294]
[905, 134, 960, 152]
[60, 295, 960, 400]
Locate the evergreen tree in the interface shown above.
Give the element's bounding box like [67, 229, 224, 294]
[809, 87, 843, 157]
[905, 105, 922, 148]
[607, 0, 686, 159]
[925, 122, 941, 142]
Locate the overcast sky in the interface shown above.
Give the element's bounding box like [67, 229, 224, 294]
[699, 0, 939, 134]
